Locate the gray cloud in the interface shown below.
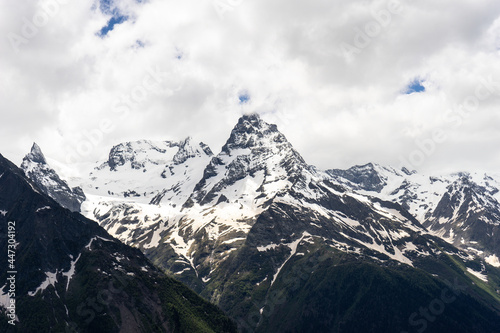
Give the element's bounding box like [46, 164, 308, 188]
[1, 0, 500, 175]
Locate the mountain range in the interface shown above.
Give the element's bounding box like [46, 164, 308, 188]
[8, 113, 500, 332]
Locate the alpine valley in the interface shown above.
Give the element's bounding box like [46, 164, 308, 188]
[9, 114, 500, 333]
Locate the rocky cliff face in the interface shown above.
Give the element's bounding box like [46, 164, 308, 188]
[424, 174, 500, 260]
[327, 163, 388, 192]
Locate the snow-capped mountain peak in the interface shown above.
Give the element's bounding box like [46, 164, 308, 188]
[99, 140, 181, 172]
[327, 162, 396, 192]
[25, 142, 47, 165]
[95, 138, 212, 173]
[188, 113, 309, 207]
[173, 137, 213, 165]
[84, 138, 213, 202]
[424, 173, 500, 250]
[21, 143, 86, 212]
[222, 113, 287, 151]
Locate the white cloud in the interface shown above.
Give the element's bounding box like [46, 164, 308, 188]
[1, 0, 500, 175]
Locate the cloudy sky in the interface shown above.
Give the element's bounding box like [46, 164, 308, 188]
[1, 0, 500, 175]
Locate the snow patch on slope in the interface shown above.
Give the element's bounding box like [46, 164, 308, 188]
[466, 267, 488, 282]
[85, 236, 115, 251]
[485, 254, 500, 267]
[36, 206, 51, 213]
[28, 271, 60, 296]
[0, 285, 12, 309]
[270, 232, 310, 287]
[62, 253, 82, 291]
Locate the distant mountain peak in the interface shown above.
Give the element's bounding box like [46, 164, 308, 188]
[187, 113, 310, 206]
[20, 144, 85, 212]
[401, 166, 417, 175]
[25, 142, 47, 164]
[235, 113, 275, 132]
[105, 140, 174, 171]
[239, 112, 263, 124]
[85, 138, 213, 204]
[222, 113, 284, 153]
[327, 162, 389, 192]
[237, 112, 274, 132]
[173, 137, 213, 165]
[101, 139, 212, 172]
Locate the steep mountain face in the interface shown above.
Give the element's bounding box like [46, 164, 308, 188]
[185, 114, 310, 207]
[79, 114, 500, 332]
[329, 164, 500, 268]
[425, 174, 500, 263]
[21, 143, 86, 212]
[327, 163, 388, 192]
[0, 153, 237, 332]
